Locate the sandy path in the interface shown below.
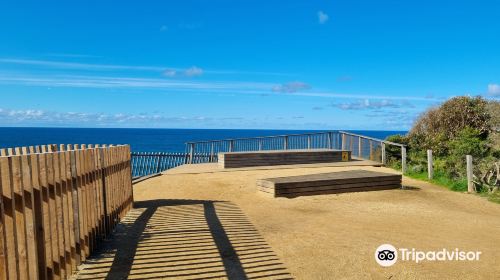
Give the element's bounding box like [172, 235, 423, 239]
[77, 165, 500, 279]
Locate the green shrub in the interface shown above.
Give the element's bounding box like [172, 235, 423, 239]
[384, 96, 499, 201]
[445, 127, 490, 177]
[408, 96, 492, 156]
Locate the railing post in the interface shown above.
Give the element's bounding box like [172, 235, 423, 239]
[229, 140, 234, 152]
[341, 133, 346, 150]
[210, 142, 215, 162]
[358, 137, 362, 158]
[466, 155, 474, 193]
[284, 136, 289, 150]
[189, 143, 194, 164]
[381, 143, 386, 165]
[369, 140, 373, 160]
[427, 149, 433, 180]
[327, 132, 332, 149]
[155, 153, 161, 173]
[258, 139, 263, 151]
[307, 135, 311, 149]
[401, 146, 407, 174]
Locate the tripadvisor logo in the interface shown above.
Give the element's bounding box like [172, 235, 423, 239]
[375, 244, 482, 267]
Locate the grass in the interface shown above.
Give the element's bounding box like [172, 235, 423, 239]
[389, 162, 500, 204]
[481, 191, 500, 204]
[404, 169, 468, 192]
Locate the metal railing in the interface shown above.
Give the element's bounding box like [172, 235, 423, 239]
[185, 130, 407, 172]
[131, 152, 212, 178]
[129, 131, 407, 179]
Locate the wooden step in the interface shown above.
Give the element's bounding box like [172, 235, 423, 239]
[219, 149, 351, 168]
[257, 170, 401, 198]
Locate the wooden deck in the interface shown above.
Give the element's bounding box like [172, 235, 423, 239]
[218, 149, 352, 168]
[257, 170, 402, 198]
[165, 159, 382, 175]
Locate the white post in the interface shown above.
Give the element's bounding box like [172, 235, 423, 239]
[284, 136, 289, 150]
[210, 142, 215, 162]
[189, 143, 194, 164]
[358, 137, 362, 158]
[381, 143, 386, 165]
[427, 149, 433, 180]
[307, 135, 311, 149]
[466, 155, 474, 193]
[401, 146, 407, 174]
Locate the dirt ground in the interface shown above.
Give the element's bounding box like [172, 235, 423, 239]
[76, 164, 500, 279]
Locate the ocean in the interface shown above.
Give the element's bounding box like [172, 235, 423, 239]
[0, 127, 407, 152]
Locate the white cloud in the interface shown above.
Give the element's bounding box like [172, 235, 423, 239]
[0, 58, 166, 71]
[272, 81, 311, 93]
[0, 107, 219, 126]
[0, 73, 441, 102]
[0, 58, 290, 77]
[184, 66, 203, 77]
[335, 99, 405, 110]
[365, 110, 418, 130]
[318, 11, 329, 24]
[163, 69, 177, 77]
[488, 83, 500, 96]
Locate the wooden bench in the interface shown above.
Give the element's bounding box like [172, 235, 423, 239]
[257, 170, 401, 197]
[218, 149, 351, 169]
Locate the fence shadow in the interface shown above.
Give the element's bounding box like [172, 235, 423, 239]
[74, 199, 293, 280]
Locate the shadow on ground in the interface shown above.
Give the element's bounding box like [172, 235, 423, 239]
[74, 199, 293, 280]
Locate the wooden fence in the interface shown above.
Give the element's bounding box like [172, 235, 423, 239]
[0, 144, 133, 280]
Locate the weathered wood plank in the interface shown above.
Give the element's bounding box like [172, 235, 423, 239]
[219, 149, 352, 168]
[0, 156, 17, 280]
[257, 170, 402, 198]
[10, 155, 29, 279]
[46, 152, 61, 279]
[38, 153, 54, 279]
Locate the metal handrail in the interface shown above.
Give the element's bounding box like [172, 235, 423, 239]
[338, 131, 406, 147]
[183, 130, 408, 173]
[185, 131, 330, 144]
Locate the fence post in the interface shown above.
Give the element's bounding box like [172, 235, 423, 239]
[466, 155, 474, 193]
[307, 135, 311, 149]
[258, 139, 263, 151]
[283, 136, 289, 150]
[427, 149, 433, 180]
[341, 133, 346, 150]
[327, 132, 332, 149]
[381, 143, 386, 165]
[369, 141, 373, 160]
[401, 146, 407, 174]
[189, 143, 194, 164]
[210, 142, 215, 162]
[229, 140, 234, 152]
[358, 137, 362, 158]
[155, 153, 161, 173]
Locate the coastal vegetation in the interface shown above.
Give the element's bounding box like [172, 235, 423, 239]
[385, 96, 500, 203]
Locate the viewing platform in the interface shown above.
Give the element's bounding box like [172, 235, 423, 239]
[2, 131, 499, 279]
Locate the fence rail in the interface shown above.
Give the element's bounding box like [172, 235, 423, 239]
[0, 144, 133, 280]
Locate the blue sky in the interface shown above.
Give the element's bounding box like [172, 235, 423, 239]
[0, 0, 499, 130]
